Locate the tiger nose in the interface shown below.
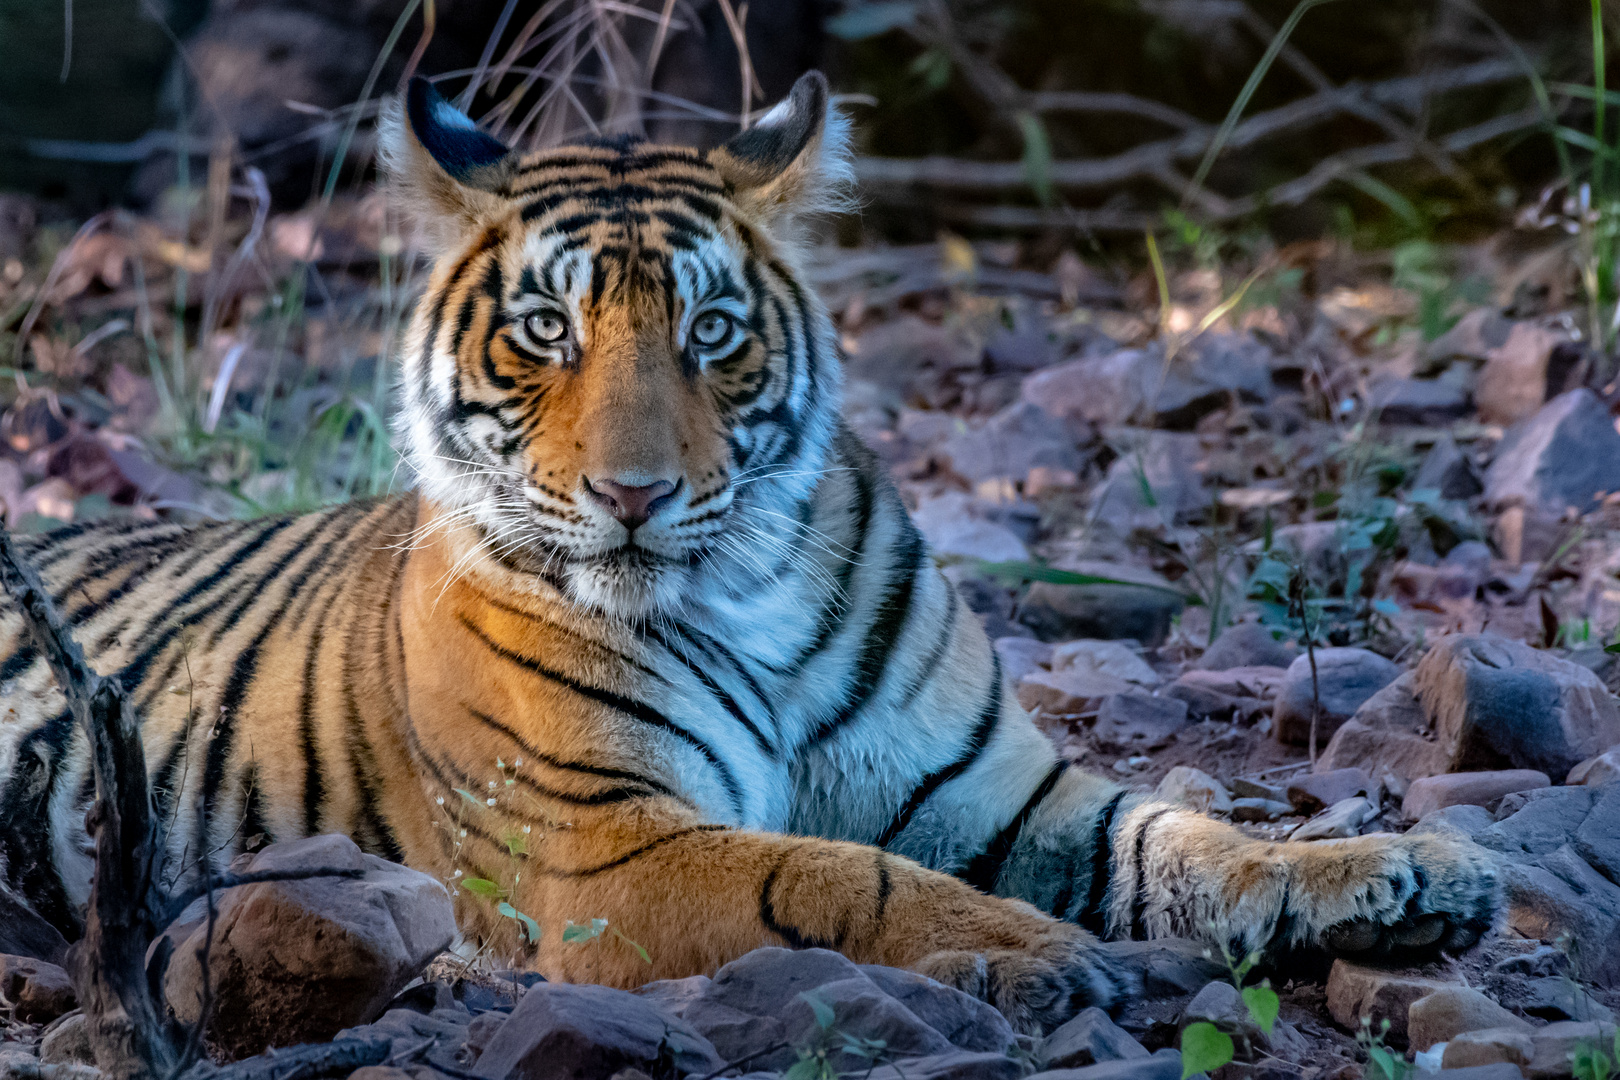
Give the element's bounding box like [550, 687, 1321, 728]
[584, 477, 679, 531]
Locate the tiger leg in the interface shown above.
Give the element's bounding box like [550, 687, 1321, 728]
[510, 820, 1133, 1034]
[1100, 801, 1499, 960]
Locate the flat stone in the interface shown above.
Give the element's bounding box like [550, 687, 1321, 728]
[0, 955, 75, 1023]
[1092, 939, 1226, 998]
[1413, 435, 1484, 501]
[1163, 668, 1275, 722]
[1273, 648, 1401, 747]
[1287, 768, 1373, 815]
[1038, 1007, 1150, 1069]
[1025, 1047, 1185, 1079]
[1325, 961, 1453, 1043]
[1195, 622, 1298, 671]
[1575, 783, 1620, 886]
[994, 637, 1053, 687]
[1440, 1028, 1535, 1071]
[162, 833, 456, 1059]
[1484, 389, 1620, 529]
[1475, 321, 1568, 425]
[1527, 1020, 1619, 1078]
[1402, 770, 1550, 820]
[1154, 766, 1232, 814]
[858, 966, 1017, 1053]
[1092, 693, 1189, 754]
[1289, 796, 1376, 841]
[1087, 431, 1207, 534]
[1414, 632, 1620, 779]
[1052, 640, 1160, 686]
[1022, 348, 1156, 428]
[1366, 375, 1471, 425]
[39, 1014, 94, 1067]
[914, 492, 1031, 563]
[939, 400, 1087, 485]
[474, 982, 722, 1080]
[1232, 797, 1293, 822]
[1018, 561, 1184, 646]
[861, 1052, 1026, 1080]
[1407, 987, 1531, 1051]
[1316, 673, 1451, 787]
[1569, 746, 1620, 787]
[1231, 778, 1287, 802]
[1017, 668, 1134, 718]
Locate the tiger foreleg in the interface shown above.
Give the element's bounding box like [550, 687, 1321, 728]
[515, 822, 1132, 1033]
[1102, 802, 1499, 961]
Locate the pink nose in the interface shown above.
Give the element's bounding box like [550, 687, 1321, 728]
[585, 477, 678, 531]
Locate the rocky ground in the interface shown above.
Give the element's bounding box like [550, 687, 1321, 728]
[9, 198, 1620, 1076]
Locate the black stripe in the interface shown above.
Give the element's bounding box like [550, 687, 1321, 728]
[896, 584, 959, 713]
[530, 825, 726, 878]
[873, 656, 1004, 850]
[462, 706, 679, 803]
[1076, 791, 1129, 930]
[759, 852, 836, 950]
[959, 761, 1069, 893]
[458, 615, 744, 817]
[1128, 808, 1174, 940]
[644, 625, 775, 759]
[298, 584, 345, 835]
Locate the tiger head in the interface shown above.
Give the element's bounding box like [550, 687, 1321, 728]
[381, 73, 852, 619]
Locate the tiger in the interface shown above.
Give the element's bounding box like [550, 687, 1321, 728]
[0, 71, 1497, 1034]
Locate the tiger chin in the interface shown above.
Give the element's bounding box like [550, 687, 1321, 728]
[0, 71, 1497, 1035]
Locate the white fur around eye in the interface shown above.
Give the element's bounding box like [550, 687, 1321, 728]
[692, 312, 732, 347]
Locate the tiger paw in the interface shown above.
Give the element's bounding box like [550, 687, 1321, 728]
[1303, 832, 1499, 961]
[912, 937, 1138, 1034]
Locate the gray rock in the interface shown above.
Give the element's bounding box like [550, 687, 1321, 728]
[858, 966, 1017, 1053]
[1499, 846, 1620, 985]
[1026, 1048, 1186, 1080]
[39, 1014, 93, 1067]
[1402, 770, 1550, 820]
[939, 400, 1087, 485]
[162, 833, 456, 1059]
[1155, 767, 1232, 813]
[1413, 436, 1484, 501]
[1478, 786, 1600, 854]
[1094, 939, 1226, 998]
[1272, 648, 1401, 747]
[1232, 797, 1292, 822]
[1287, 767, 1373, 814]
[1366, 376, 1471, 425]
[1038, 1007, 1149, 1069]
[1023, 349, 1157, 428]
[1088, 432, 1207, 534]
[1569, 746, 1620, 787]
[1406, 986, 1530, 1051]
[1195, 622, 1298, 671]
[1414, 632, 1620, 779]
[1575, 784, 1620, 886]
[861, 1052, 1026, 1080]
[1487, 972, 1612, 1023]
[1289, 796, 1377, 841]
[1092, 693, 1189, 754]
[994, 637, 1053, 687]
[337, 1007, 473, 1077]
[1316, 672, 1451, 786]
[473, 983, 722, 1080]
[0, 955, 76, 1023]
[1484, 389, 1620, 519]
[1018, 562, 1184, 646]
[1163, 668, 1278, 722]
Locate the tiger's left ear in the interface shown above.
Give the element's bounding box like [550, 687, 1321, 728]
[708, 71, 854, 233]
[379, 77, 516, 253]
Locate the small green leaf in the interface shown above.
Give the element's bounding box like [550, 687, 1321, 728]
[825, 1, 917, 39]
[461, 877, 504, 898]
[453, 788, 485, 809]
[800, 989, 836, 1030]
[1371, 598, 1401, 616]
[504, 830, 528, 857]
[612, 927, 652, 964]
[1179, 1022, 1234, 1077]
[1016, 111, 1054, 206]
[1242, 983, 1279, 1036]
[562, 919, 604, 943]
[496, 903, 542, 944]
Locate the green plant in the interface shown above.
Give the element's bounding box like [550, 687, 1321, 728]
[782, 990, 891, 1080]
[1388, 241, 1490, 342]
[1178, 940, 1281, 1079]
[1574, 1033, 1620, 1080]
[1358, 1017, 1409, 1080]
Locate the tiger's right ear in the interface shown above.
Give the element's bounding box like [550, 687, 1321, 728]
[379, 78, 515, 252]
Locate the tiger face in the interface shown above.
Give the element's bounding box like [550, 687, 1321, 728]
[383, 74, 852, 618]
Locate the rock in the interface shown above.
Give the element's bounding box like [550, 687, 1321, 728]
[1527, 1020, 1618, 1078]
[1407, 987, 1531, 1051]
[337, 1006, 472, 1075]
[939, 401, 1087, 486]
[1038, 1007, 1150, 1068]
[1325, 962, 1452, 1043]
[1289, 796, 1377, 841]
[1483, 391, 1620, 559]
[1402, 770, 1550, 820]
[1575, 784, 1620, 886]
[1018, 561, 1184, 646]
[1025, 1048, 1185, 1079]
[847, 317, 974, 401]
[1017, 668, 1135, 717]
[1365, 376, 1471, 425]
[1022, 348, 1156, 427]
[995, 637, 1053, 687]
[914, 492, 1031, 563]
[1413, 435, 1484, 501]
[0, 1049, 100, 1080]
[1231, 778, 1287, 802]
[1569, 746, 1620, 787]
[1093, 939, 1226, 998]
[1316, 673, 1450, 787]
[0, 955, 76, 1022]
[1163, 666, 1283, 722]
[861, 1052, 1026, 1080]
[1489, 973, 1613, 1024]
[1424, 307, 1517, 368]
[1052, 640, 1161, 685]
[163, 834, 456, 1059]
[1272, 648, 1401, 747]
[1286, 768, 1373, 815]
[0, 888, 71, 965]
[1414, 633, 1620, 779]
[1092, 694, 1189, 754]
[857, 967, 1016, 1053]
[1196, 623, 1298, 671]
[1478, 786, 1599, 854]
[1232, 798, 1293, 822]
[39, 1014, 94, 1066]
[1155, 767, 1232, 814]
[1088, 432, 1207, 534]
[1440, 1028, 1536, 1071]
[1491, 944, 1569, 978]
[473, 983, 723, 1080]
[1475, 320, 1569, 425]
[1181, 982, 1305, 1058]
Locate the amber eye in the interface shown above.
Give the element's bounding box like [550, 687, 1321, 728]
[691, 312, 732, 348]
[525, 311, 569, 344]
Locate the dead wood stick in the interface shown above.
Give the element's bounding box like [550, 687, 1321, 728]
[0, 529, 178, 1080]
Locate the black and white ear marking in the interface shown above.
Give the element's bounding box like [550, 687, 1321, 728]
[405, 77, 511, 181]
[708, 70, 853, 232]
[716, 71, 828, 185]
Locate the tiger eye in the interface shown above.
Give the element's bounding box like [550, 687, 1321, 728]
[525, 311, 569, 344]
[692, 312, 731, 347]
